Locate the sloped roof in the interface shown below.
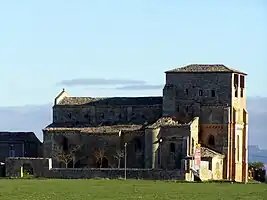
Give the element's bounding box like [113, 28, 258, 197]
[0, 132, 41, 143]
[56, 96, 163, 106]
[165, 64, 247, 75]
[147, 116, 191, 129]
[43, 123, 144, 133]
[201, 146, 225, 158]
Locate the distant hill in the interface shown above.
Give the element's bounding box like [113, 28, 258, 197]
[0, 97, 266, 151]
[0, 104, 52, 141]
[248, 145, 267, 164]
[246, 97, 267, 149]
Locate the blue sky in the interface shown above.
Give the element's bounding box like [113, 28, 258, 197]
[0, 0, 266, 106]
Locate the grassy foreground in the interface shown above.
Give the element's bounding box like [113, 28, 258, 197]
[0, 179, 266, 200]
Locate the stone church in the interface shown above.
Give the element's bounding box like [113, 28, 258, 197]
[43, 64, 248, 182]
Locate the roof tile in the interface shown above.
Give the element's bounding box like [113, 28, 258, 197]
[166, 64, 247, 75]
[57, 96, 163, 106]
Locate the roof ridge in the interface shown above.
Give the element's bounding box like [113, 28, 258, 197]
[57, 96, 163, 106]
[201, 145, 223, 155]
[165, 64, 247, 75]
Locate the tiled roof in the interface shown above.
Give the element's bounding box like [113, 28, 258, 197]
[165, 64, 247, 75]
[200, 146, 224, 158]
[57, 96, 163, 106]
[44, 123, 143, 133]
[147, 116, 190, 128]
[0, 132, 41, 143]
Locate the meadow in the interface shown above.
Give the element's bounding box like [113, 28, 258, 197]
[0, 179, 266, 200]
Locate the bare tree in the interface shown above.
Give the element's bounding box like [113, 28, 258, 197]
[93, 148, 106, 168]
[113, 149, 124, 168]
[52, 145, 81, 168]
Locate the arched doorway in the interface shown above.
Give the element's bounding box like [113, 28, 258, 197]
[22, 163, 34, 177]
[96, 157, 109, 168]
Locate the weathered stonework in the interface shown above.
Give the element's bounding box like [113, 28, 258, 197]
[42, 64, 248, 183]
[0, 132, 42, 163]
[5, 157, 52, 177]
[46, 168, 186, 180]
[163, 64, 248, 182]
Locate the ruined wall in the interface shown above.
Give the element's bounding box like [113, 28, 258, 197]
[5, 157, 52, 177]
[45, 168, 186, 180]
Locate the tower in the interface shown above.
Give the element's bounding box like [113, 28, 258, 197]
[162, 64, 248, 182]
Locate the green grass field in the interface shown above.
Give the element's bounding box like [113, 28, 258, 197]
[0, 179, 266, 200]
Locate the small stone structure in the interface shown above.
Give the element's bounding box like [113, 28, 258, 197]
[5, 157, 52, 177]
[0, 131, 42, 163]
[46, 168, 185, 180]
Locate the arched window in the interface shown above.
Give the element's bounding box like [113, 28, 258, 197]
[208, 135, 215, 146]
[62, 137, 68, 151]
[68, 113, 72, 119]
[134, 138, 142, 152]
[191, 138, 195, 154]
[170, 143, 176, 153]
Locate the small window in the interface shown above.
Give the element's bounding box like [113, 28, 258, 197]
[191, 138, 195, 155]
[240, 75, 245, 88]
[208, 135, 215, 146]
[170, 143, 176, 153]
[134, 138, 142, 152]
[211, 90, 216, 97]
[199, 90, 203, 96]
[62, 137, 68, 151]
[177, 142, 183, 152]
[209, 161, 212, 170]
[185, 106, 189, 112]
[234, 74, 239, 98]
[240, 88, 244, 97]
[9, 150, 15, 157]
[234, 87, 238, 98]
[185, 89, 188, 95]
[237, 135, 240, 162]
[177, 106, 179, 112]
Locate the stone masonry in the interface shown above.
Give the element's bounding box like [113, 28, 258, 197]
[43, 64, 248, 182]
[5, 157, 52, 177]
[46, 168, 185, 180]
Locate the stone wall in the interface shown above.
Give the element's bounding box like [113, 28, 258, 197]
[4, 157, 186, 180]
[163, 72, 232, 117]
[43, 130, 145, 168]
[45, 168, 186, 180]
[53, 103, 162, 126]
[5, 157, 52, 177]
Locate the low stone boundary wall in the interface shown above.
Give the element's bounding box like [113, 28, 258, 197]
[5, 157, 52, 177]
[46, 168, 186, 180]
